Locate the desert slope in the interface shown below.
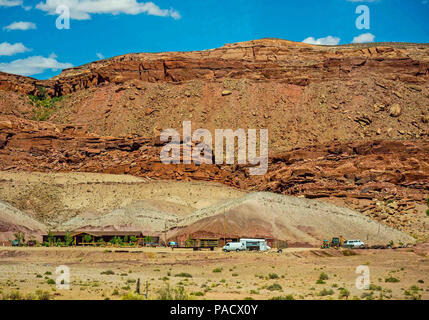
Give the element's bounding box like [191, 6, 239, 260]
[171, 192, 415, 246]
[0, 201, 46, 243]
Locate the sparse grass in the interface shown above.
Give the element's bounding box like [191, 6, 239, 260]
[2, 290, 23, 300]
[35, 290, 52, 300]
[121, 292, 144, 300]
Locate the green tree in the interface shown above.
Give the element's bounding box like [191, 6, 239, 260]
[47, 231, 54, 246]
[185, 235, 193, 247]
[64, 231, 73, 246]
[130, 236, 138, 245]
[13, 232, 25, 246]
[83, 234, 93, 244]
[144, 236, 153, 244]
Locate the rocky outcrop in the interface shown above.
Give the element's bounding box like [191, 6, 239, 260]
[0, 115, 427, 235]
[1, 39, 428, 97]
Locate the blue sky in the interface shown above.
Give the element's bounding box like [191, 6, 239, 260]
[0, 0, 428, 79]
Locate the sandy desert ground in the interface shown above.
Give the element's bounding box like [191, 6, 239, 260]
[0, 246, 428, 300]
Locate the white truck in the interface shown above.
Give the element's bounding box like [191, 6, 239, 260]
[343, 239, 365, 249]
[222, 242, 246, 252]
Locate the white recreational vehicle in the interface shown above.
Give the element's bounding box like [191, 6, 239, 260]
[239, 238, 271, 252]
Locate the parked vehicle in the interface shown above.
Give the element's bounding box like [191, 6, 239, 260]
[169, 241, 178, 247]
[240, 238, 271, 252]
[343, 239, 365, 248]
[223, 242, 246, 252]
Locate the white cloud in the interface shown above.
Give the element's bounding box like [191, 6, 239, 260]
[3, 21, 37, 31]
[36, 0, 181, 20]
[0, 54, 73, 76]
[0, 42, 30, 56]
[302, 36, 341, 46]
[96, 52, 104, 59]
[0, 0, 22, 7]
[352, 32, 375, 43]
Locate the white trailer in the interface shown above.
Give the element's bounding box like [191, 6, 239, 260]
[239, 238, 271, 252]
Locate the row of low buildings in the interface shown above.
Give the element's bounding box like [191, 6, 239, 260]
[42, 231, 159, 246]
[42, 231, 276, 250]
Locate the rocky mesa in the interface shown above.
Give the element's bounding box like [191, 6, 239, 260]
[0, 39, 428, 241]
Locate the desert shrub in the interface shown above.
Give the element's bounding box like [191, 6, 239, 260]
[29, 93, 64, 121]
[175, 272, 192, 278]
[268, 273, 279, 279]
[192, 291, 205, 296]
[369, 284, 382, 291]
[318, 288, 334, 296]
[385, 277, 400, 283]
[46, 279, 55, 285]
[270, 295, 295, 300]
[101, 270, 115, 275]
[232, 273, 239, 277]
[267, 283, 283, 291]
[244, 297, 255, 300]
[361, 292, 374, 300]
[212, 268, 223, 273]
[403, 285, 422, 300]
[342, 249, 357, 256]
[157, 284, 189, 300]
[338, 288, 350, 300]
[319, 272, 329, 281]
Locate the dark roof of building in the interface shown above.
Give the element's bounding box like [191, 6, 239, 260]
[43, 231, 144, 237]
